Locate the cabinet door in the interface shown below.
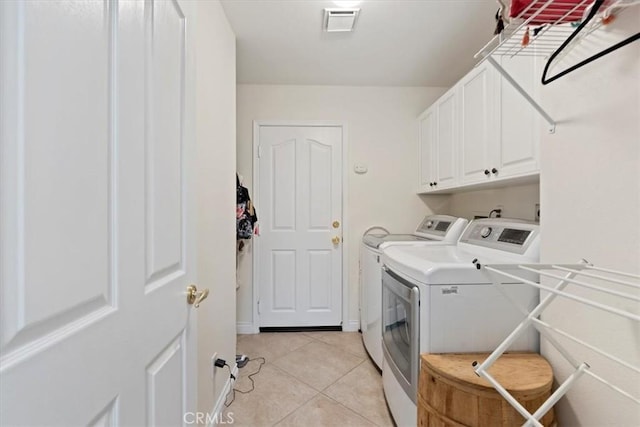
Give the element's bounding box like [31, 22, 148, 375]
[459, 63, 495, 184]
[435, 89, 458, 189]
[495, 56, 540, 178]
[418, 107, 436, 192]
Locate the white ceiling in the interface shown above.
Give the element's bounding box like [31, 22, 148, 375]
[220, 0, 499, 87]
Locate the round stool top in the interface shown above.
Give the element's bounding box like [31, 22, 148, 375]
[422, 352, 553, 395]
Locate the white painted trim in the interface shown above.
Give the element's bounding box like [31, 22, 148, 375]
[206, 364, 239, 427]
[344, 319, 360, 332]
[251, 121, 261, 334]
[340, 124, 350, 332]
[252, 120, 349, 332]
[236, 322, 255, 335]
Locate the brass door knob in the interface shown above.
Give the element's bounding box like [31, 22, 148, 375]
[332, 220, 340, 228]
[186, 285, 209, 308]
[332, 236, 341, 244]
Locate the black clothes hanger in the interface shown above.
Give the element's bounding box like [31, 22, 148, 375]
[542, 0, 640, 85]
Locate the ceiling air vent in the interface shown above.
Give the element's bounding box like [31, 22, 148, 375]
[323, 8, 360, 32]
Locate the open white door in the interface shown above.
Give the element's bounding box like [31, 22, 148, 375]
[0, 1, 199, 425]
[255, 124, 343, 328]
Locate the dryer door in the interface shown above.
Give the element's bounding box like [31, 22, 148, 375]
[381, 266, 420, 403]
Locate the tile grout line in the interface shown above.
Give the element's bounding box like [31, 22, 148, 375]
[319, 358, 394, 427]
[319, 393, 379, 426]
[319, 359, 390, 425]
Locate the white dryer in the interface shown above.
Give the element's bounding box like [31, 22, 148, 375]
[359, 215, 468, 369]
[380, 219, 541, 427]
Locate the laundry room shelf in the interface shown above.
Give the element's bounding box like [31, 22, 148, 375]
[473, 1, 640, 131]
[476, 0, 640, 61]
[474, 261, 640, 427]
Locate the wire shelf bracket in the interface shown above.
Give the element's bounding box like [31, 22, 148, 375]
[475, 0, 640, 134]
[473, 261, 640, 427]
[486, 56, 557, 133]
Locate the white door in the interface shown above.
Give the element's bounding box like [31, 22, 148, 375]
[256, 125, 343, 327]
[0, 1, 198, 425]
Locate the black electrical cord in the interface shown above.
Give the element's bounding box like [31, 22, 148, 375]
[224, 357, 266, 407]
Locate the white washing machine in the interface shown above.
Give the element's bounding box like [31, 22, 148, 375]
[359, 215, 468, 369]
[380, 219, 541, 427]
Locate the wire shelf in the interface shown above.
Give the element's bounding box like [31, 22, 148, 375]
[476, 0, 640, 60]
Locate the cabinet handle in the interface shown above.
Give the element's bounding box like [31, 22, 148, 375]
[484, 169, 490, 175]
[433, 182, 438, 186]
[429, 182, 434, 187]
[491, 168, 498, 174]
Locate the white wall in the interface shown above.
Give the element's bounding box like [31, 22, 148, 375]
[443, 182, 540, 221]
[195, 0, 237, 419]
[539, 9, 640, 426]
[236, 85, 446, 330]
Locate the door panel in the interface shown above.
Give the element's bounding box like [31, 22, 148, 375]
[0, 1, 196, 425]
[418, 109, 435, 191]
[272, 139, 296, 230]
[146, 333, 187, 427]
[308, 140, 332, 229]
[145, 0, 186, 290]
[272, 250, 297, 310]
[498, 56, 540, 176]
[460, 64, 494, 184]
[308, 250, 332, 310]
[258, 125, 343, 327]
[1, 0, 114, 355]
[436, 90, 458, 188]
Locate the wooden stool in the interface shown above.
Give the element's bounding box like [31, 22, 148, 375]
[418, 353, 556, 427]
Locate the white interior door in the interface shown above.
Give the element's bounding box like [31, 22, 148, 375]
[0, 1, 197, 425]
[256, 124, 343, 327]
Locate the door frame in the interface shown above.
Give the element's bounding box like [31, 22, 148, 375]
[251, 120, 350, 333]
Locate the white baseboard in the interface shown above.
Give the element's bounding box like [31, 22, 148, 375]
[236, 322, 256, 334]
[207, 363, 239, 427]
[343, 319, 360, 332]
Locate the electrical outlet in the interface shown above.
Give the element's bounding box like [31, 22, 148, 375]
[211, 352, 218, 378]
[535, 203, 540, 222]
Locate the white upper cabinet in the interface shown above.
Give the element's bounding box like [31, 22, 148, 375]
[418, 87, 458, 192]
[418, 56, 540, 194]
[418, 107, 436, 193]
[435, 89, 458, 190]
[496, 56, 540, 178]
[459, 61, 496, 185]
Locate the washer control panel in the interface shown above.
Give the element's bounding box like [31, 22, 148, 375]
[413, 215, 469, 242]
[415, 216, 452, 236]
[459, 218, 538, 255]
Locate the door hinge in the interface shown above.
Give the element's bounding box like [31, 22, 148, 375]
[257, 144, 262, 158]
[257, 300, 260, 314]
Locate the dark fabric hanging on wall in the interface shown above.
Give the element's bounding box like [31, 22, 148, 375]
[236, 174, 258, 241]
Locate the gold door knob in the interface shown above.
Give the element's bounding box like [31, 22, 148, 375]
[332, 236, 341, 244]
[332, 220, 340, 229]
[186, 285, 209, 308]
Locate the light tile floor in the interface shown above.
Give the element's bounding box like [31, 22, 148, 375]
[223, 331, 395, 427]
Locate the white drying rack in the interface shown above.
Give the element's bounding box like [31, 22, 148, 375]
[475, 261, 640, 427]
